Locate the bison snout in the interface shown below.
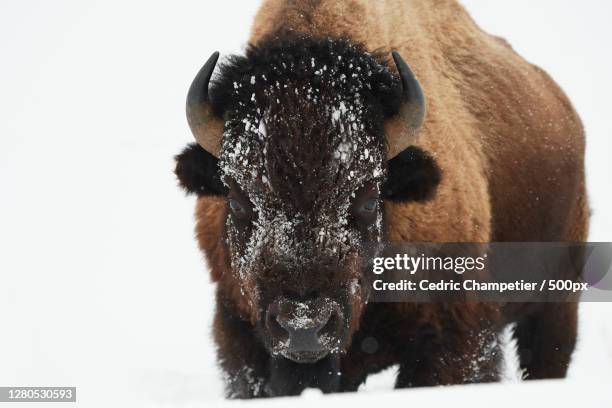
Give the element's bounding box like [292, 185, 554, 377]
[266, 296, 343, 363]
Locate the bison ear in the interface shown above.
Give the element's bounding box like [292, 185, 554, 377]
[382, 146, 441, 202]
[174, 143, 228, 196]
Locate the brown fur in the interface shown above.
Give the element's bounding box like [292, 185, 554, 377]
[192, 0, 588, 396]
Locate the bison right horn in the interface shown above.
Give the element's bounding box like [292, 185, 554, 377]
[385, 51, 426, 159]
[186, 51, 224, 157]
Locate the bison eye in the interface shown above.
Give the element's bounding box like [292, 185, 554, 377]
[361, 199, 378, 213]
[350, 184, 379, 225]
[227, 195, 254, 222]
[228, 199, 245, 214]
[224, 179, 254, 221]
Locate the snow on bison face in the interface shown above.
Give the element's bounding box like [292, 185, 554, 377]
[216, 39, 393, 363]
[176, 36, 439, 364]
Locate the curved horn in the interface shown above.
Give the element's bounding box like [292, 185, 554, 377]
[385, 51, 426, 158]
[186, 51, 224, 157]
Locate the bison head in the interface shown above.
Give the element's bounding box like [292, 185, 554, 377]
[176, 37, 439, 363]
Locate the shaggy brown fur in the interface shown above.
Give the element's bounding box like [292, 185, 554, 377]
[187, 0, 588, 397]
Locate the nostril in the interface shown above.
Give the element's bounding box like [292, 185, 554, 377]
[265, 309, 288, 342]
[317, 310, 339, 338]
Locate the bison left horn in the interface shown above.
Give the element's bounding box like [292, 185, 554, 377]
[385, 51, 426, 158]
[186, 51, 224, 157]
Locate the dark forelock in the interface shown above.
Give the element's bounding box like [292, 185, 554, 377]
[215, 35, 400, 213]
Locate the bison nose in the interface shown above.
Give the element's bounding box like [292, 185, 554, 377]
[265, 296, 342, 362]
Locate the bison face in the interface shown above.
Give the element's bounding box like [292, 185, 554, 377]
[176, 37, 439, 364]
[211, 39, 404, 363]
[218, 81, 387, 363]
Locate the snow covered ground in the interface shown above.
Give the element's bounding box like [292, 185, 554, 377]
[0, 0, 611, 406]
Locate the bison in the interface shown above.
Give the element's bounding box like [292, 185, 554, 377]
[175, 0, 588, 398]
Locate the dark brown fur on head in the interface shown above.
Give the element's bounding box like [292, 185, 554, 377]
[213, 36, 399, 359]
[175, 36, 444, 365]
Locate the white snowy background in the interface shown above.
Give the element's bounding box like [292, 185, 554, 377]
[0, 1, 611, 406]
